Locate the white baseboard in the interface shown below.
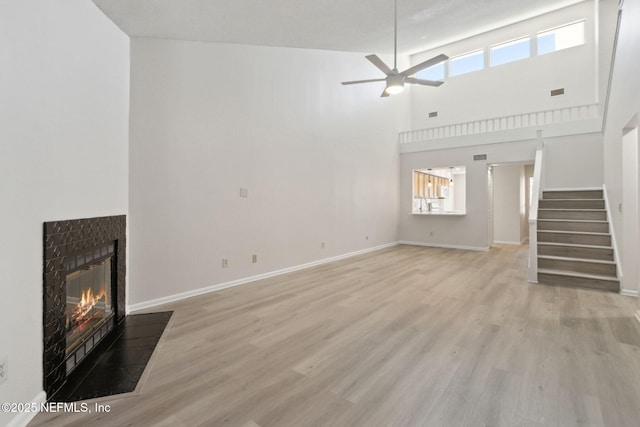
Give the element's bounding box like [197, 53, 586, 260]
[127, 242, 398, 313]
[493, 240, 525, 245]
[7, 391, 46, 427]
[620, 289, 640, 298]
[603, 184, 623, 279]
[397, 240, 490, 252]
[635, 310, 640, 324]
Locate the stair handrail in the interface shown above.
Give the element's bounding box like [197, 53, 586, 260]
[528, 131, 545, 283]
[601, 2, 624, 135]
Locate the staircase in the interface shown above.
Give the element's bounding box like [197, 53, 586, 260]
[536, 189, 619, 292]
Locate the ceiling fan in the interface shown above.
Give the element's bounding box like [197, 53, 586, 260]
[342, 0, 448, 97]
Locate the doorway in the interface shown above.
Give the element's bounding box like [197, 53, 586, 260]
[487, 166, 494, 247]
[491, 163, 534, 245]
[622, 119, 639, 295]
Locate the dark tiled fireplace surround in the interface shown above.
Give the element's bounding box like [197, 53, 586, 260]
[43, 215, 126, 398]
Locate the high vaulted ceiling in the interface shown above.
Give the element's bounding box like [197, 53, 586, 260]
[93, 0, 585, 55]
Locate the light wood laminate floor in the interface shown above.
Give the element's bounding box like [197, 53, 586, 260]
[31, 244, 640, 427]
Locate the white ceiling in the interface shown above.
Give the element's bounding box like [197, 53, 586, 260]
[93, 0, 585, 55]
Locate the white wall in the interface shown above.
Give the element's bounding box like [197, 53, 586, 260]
[622, 127, 639, 296]
[543, 133, 604, 189]
[453, 173, 467, 213]
[410, 1, 598, 131]
[493, 165, 527, 244]
[0, 1, 129, 425]
[597, 0, 621, 105]
[398, 140, 536, 249]
[603, 0, 640, 297]
[128, 38, 407, 305]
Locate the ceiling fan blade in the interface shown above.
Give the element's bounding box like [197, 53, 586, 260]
[405, 77, 444, 87]
[400, 53, 449, 77]
[380, 89, 390, 98]
[341, 78, 386, 85]
[366, 54, 393, 75]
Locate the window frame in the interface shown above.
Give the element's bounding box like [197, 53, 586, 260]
[416, 61, 446, 81]
[489, 36, 531, 67]
[536, 20, 585, 55]
[448, 49, 485, 77]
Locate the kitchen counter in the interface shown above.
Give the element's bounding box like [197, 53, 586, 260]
[412, 211, 465, 216]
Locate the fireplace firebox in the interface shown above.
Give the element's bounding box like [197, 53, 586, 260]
[64, 244, 116, 373]
[43, 215, 126, 398]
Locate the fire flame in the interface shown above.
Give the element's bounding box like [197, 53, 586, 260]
[73, 288, 106, 323]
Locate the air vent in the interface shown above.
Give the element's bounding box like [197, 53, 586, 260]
[473, 154, 487, 161]
[551, 88, 565, 96]
[428, 112, 438, 118]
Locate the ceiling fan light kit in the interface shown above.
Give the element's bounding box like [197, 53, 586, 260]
[342, 0, 448, 97]
[385, 74, 406, 95]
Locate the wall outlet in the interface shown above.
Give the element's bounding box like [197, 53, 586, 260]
[321, 242, 325, 249]
[365, 235, 369, 240]
[239, 188, 249, 198]
[222, 258, 229, 268]
[0, 355, 7, 385]
[252, 254, 257, 263]
[430, 231, 434, 236]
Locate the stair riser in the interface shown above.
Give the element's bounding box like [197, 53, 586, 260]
[538, 245, 614, 261]
[538, 273, 619, 292]
[543, 190, 603, 200]
[537, 221, 609, 233]
[538, 258, 617, 277]
[538, 210, 607, 220]
[539, 200, 605, 209]
[537, 232, 611, 246]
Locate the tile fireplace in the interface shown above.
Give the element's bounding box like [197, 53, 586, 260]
[43, 215, 126, 398]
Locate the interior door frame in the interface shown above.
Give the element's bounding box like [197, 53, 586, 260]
[487, 165, 494, 247]
[622, 116, 639, 295]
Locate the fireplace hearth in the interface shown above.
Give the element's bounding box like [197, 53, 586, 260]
[43, 215, 126, 398]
